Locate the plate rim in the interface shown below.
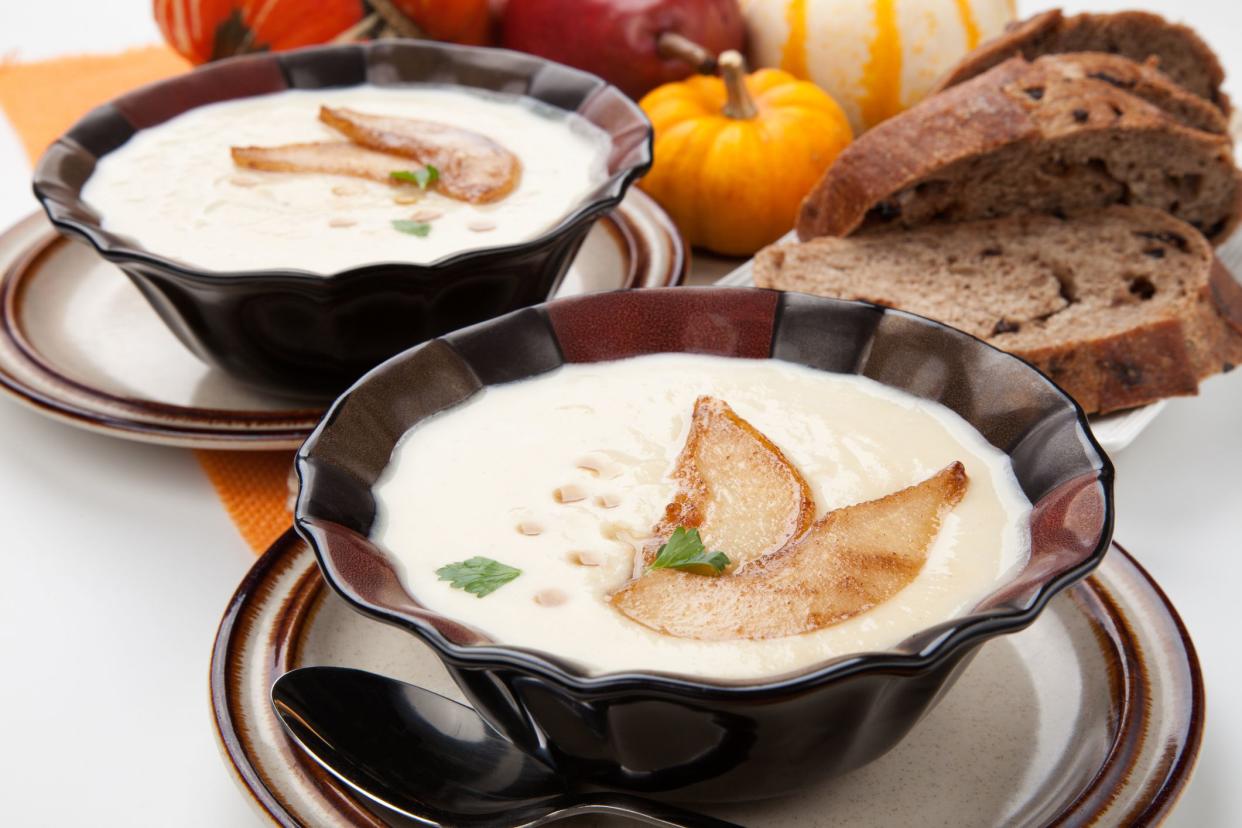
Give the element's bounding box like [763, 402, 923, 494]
[208, 532, 1204, 828]
[2, 229, 327, 426]
[0, 191, 687, 450]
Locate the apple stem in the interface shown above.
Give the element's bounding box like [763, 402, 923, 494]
[719, 51, 758, 120]
[656, 31, 718, 74]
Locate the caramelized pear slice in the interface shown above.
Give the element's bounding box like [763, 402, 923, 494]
[613, 462, 968, 641]
[645, 396, 814, 574]
[231, 141, 410, 183]
[319, 106, 521, 203]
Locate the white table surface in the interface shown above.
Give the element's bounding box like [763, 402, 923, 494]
[1, 1, 1239, 825]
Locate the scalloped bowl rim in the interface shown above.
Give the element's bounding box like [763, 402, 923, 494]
[293, 288, 1116, 698]
[31, 40, 654, 283]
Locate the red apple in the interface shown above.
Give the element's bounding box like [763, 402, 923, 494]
[501, 0, 747, 100]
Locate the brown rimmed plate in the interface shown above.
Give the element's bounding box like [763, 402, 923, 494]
[211, 534, 1202, 827]
[0, 190, 684, 450]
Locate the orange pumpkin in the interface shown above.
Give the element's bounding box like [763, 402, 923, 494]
[392, 0, 491, 45]
[639, 52, 853, 256]
[155, 0, 493, 65]
[154, 0, 366, 64]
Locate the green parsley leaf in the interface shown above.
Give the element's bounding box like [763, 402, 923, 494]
[648, 527, 730, 576]
[390, 164, 440, 190]
[392, 219, 432, 237]
[436, 556, 522, 597]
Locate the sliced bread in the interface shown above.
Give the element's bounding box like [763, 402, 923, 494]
[932, 9, 1229, 112]
[757, 206, 1242, 414]
[1033, 52, 1227, 135]
[796, 56, 1240, 242]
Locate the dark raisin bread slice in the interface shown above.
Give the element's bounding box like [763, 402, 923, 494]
[933, 9, 1228, 112]
[758, 206, 1242, 414]
[1031, 53, 1227, 134]
[797, 56, 1240, 243]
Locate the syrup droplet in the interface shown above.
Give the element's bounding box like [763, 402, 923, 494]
[516, 521, 543, 536]
[595, 493, 621, 509]
[534, 589, 568, 607]
[554, 484, 586, 504]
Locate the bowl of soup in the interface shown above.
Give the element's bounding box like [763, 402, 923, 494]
[294, 287, 1114, 802]
[32, 41, 651, 398]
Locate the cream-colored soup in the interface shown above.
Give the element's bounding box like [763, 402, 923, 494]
[82, 85, 611, 273]
[371, 354, 1031, 681]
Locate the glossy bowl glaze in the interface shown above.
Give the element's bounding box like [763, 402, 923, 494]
[294, 288, 1114, 802]
[32, 42, 652, 399]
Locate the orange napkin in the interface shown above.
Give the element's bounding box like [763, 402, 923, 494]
[0, 46, 294, 553]
[196, 450, 296, 552]
[0, 46, 189, 160]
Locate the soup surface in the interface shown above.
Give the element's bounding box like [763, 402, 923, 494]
[372, 354, 1031, 680]
[82, 85, 611, 273]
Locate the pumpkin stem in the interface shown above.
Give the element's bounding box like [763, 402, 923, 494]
[368, 0, 426, 39]
[332, 13, 382, 44]
[656, 32, 718, 74]
[719, 51, 758, 120]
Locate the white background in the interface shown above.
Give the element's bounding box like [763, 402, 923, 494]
[0, 1, 1239, 825]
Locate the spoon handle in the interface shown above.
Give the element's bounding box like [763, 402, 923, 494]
[547, 792, 744, 828]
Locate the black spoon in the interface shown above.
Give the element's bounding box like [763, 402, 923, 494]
[271, 666, 743, 828]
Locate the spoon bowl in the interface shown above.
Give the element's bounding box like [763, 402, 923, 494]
[271, 666, 740, 827]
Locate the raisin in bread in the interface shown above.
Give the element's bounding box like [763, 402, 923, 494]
[797, 56, 1240, 242]
[933, 9, 1228, 112]
[757, 206, 1242, 414]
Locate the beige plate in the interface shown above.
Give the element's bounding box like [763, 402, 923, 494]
[211, 534, 1202, 827]
[0, 189, 686, 450]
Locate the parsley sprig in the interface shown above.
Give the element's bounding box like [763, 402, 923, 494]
[392, 219, 432, 237]
[390, 164, 440, 190]
[649, 527, 730, 576]
[436, 556, 522, 598]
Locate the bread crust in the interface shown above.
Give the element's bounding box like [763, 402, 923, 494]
[1209, 258, 1242, 339]
[797, 59, 1033, 240]
[1029, 269, 1242, 412]
[762, 208, 1242, 415]
[933, 9, 1229, 113]
[1036, 53, 1228, 135]
[1205, 259, 1242, 373]
[796, 56, 1240, 243]
[1019, 320, 1198, 414]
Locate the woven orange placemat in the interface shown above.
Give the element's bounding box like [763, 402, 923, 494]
[1, 46, 294, 553]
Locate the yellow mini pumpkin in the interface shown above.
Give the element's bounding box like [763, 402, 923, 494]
[639, 52, 852, 257]
[741, 0, 1016, 132]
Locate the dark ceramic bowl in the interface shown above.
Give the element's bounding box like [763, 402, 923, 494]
[31, 41, 652, 399]
[294, 288, 1114, 802]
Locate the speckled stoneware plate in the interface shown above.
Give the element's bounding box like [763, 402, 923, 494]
[211, 533, 1202, 828]
[0, 190, 684, 450]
